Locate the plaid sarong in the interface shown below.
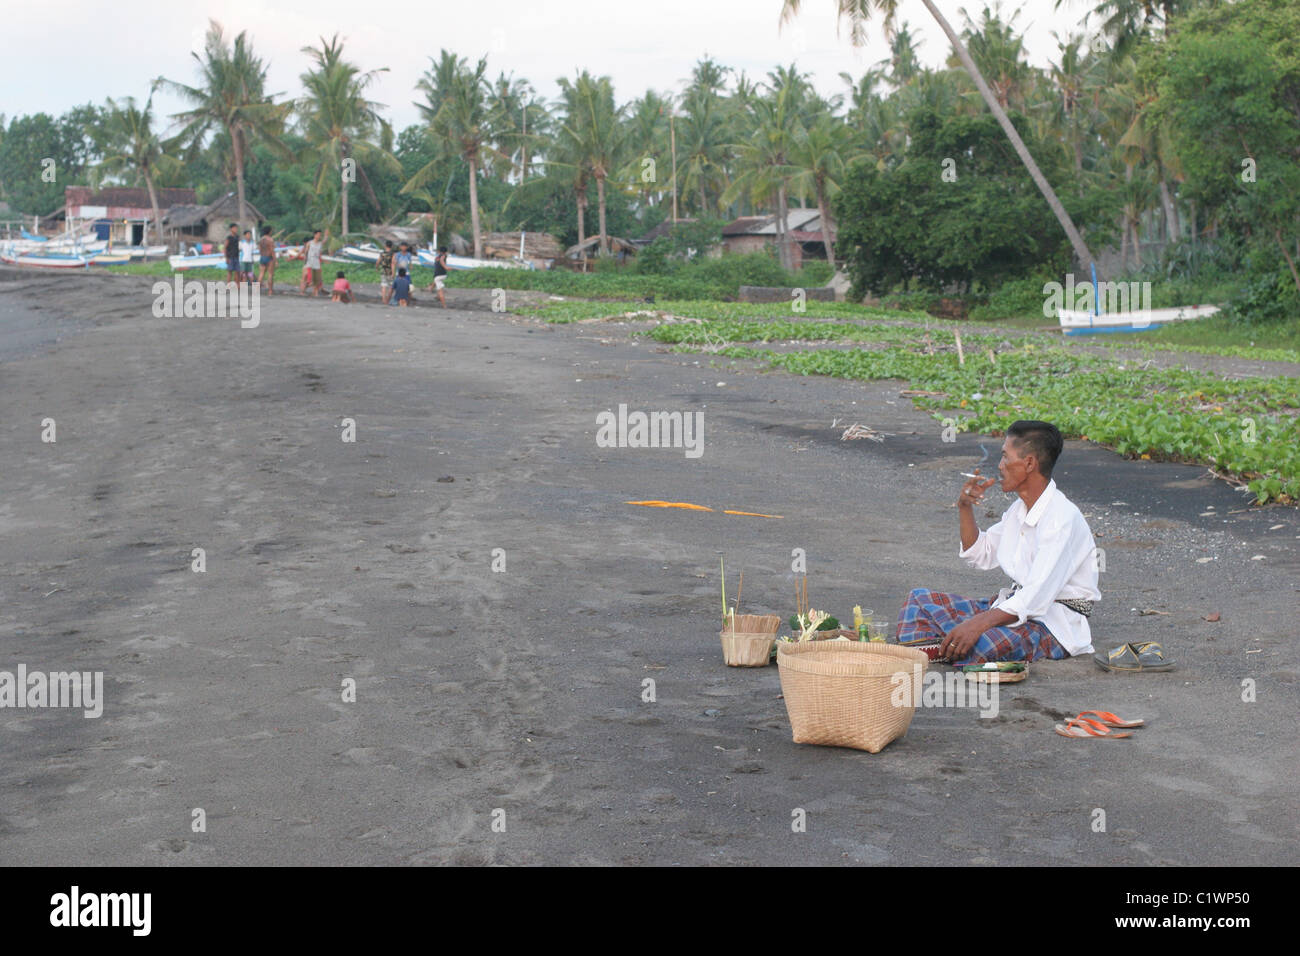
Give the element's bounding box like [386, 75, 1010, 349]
[895, 588, 1067, 666]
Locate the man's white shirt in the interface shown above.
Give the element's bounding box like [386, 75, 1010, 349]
[958, 479, 1101, 656]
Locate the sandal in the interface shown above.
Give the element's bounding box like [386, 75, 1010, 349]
[1077, 710, 1145, 729]
[1054, 717, 1133, 739]
[1093, 641, 1176, 672]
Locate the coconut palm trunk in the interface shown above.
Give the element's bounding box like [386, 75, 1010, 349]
[468, 155, 482, 259]
[577, 192, 588, 267]
[144, 173, 164, 246]
[596, 175, 609, 256]
[1158, 179, 1179, 243]
[776, 181, 793, 272]
[916, 0, 1095, 273]
[341, 145, 351, 237]
[814, 174, 836, 268]
[232, 127, 249, 230]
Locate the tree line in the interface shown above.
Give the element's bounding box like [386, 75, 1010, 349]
[0, 0, 1294, 307]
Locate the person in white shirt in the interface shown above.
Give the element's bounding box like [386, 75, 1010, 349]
[896, 420, 1101, 665]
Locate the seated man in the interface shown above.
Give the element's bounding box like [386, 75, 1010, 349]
[897, 420, 1100, 665]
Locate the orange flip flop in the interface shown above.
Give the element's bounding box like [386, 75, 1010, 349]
[1077, 710, 1145, 729]
[1054, 717, 1133, 739]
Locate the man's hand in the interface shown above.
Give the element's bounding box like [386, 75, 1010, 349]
[940, 617, 982, 662]
[958, 469, 997, 509]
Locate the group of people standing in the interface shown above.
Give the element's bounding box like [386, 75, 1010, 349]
[223, 223, 278, 293]
[221, 225, 449, 308]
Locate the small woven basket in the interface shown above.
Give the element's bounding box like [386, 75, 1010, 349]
[777, 641, 930, 752]
[720, 614, 781, 667]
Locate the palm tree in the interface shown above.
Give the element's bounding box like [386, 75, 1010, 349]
[556, 71, 625, 256]
[782, 0, 1098, 272]
[789, 113, 858, 267]
[953, 4, 1034, 113]
[298, 35, 396, 237]
[1047, 32, 1103, 181]
[618, 90, 671, 210]
[409, 51, 500, 259]
[154, 20, 291, 230]
[677, 87, 734, 215]
[723, 70, 806, 270]
[97, 94, 179, 245]
[489, 72, 549, 183]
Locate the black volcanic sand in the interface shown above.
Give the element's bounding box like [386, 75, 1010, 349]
[1, 268, 1297, 865]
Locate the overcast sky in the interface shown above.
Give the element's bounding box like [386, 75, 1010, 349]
[4, 0, 1098, 135]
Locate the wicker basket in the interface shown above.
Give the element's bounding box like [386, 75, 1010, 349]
[777, 641, 930, 752]
[720, 629, 776, 666]
[720, 614, 782, 667]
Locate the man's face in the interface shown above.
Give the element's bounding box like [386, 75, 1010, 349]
[998, 437, 1035, 492]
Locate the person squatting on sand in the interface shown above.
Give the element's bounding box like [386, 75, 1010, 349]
[331, 271, 352, 304]
[391, 267, 411, 306]
[896, 420, 1101, 666]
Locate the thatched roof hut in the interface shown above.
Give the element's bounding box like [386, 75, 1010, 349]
[163, 193, 266, 243]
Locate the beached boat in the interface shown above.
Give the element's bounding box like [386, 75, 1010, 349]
[0, 251, 89, 268]
[168, 252, 229, 271]
[416, 248, 530, 271]
[88, 251, 134, 266]
[126, 245, 169, 260]
[1059, 303, 1221, 335]
[339, 244, 381, 264]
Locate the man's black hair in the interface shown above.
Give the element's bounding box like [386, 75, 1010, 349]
[398, 267, 407, 276]
[1006, 420, 1064, 477]
[261, 225, 271, 236]
[229, 223, 238, 229]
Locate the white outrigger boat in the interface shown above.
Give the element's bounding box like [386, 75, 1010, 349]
[1059, 303, 1221, 335]
[168, 250, 229, 270]
[0, 248, 89, 268]
[417, 248, 531, 271]
[126, 244, 168, 260]
[339, 242, 531, 271]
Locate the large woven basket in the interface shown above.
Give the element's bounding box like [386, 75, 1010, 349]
[777, 641, 930, 752]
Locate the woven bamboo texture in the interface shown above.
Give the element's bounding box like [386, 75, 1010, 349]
[720, 628, 778, 667]
[777, 642, 930, 752]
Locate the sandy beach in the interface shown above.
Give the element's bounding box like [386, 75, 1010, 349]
[2, 267, 1297, 865]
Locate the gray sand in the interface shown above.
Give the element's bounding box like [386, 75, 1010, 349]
[1, 270, 1296, 865]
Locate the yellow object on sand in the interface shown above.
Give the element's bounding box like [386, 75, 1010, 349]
[723, 510, 784, 519]
[627, 500, 714, 511]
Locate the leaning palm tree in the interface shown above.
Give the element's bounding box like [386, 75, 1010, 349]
[782, 0, 1097, 272]
[97, 94, 180, 245]
[407, 52, 500, 259]
[298, 34, 397, 236]
[154, 20, 292, 230]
